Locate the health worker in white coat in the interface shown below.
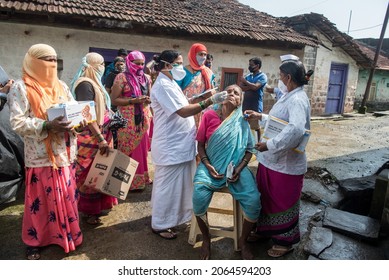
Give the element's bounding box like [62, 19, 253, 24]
[150, 49, 227, 240]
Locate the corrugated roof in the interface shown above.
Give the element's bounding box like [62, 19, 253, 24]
[0, 0, 318, 47]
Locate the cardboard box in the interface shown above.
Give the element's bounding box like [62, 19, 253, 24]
[47, 101, 96, 127]
[84, 149, 139, 200]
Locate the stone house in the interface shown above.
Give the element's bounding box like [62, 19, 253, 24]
[285, 13, 374, 115]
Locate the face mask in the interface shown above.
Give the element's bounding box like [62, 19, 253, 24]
[205, 62, 212, 68]
[248, 65, 257, 73]
[116, 64, 125, 73]
[170, 64, 186, 81]
[278, 79, 288, 94]
[196, 55, 206, 66]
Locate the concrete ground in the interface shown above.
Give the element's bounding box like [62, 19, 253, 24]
[1, 112, 389, 260]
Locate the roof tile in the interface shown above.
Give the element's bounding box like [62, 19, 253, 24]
[0, 0, 317, 46]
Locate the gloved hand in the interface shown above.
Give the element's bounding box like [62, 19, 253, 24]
[210, 91, 228, 104]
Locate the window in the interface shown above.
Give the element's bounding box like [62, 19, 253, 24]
[368, 82, 377, 101]
[220, 67, 243, 90]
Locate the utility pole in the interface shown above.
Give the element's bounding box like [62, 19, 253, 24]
[358, 2, 389, 114]
[347, 10, 352, 35]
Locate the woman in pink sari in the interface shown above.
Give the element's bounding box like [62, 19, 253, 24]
[8, 44, 82, 259]
[111, 50, 152, 190]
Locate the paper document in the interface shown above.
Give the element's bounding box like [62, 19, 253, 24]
[262, 115, 311, 153]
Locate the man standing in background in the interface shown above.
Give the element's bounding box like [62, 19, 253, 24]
[240, 57, 267, 141]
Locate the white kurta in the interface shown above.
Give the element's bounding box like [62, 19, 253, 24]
[257, 86, 311, 175]
[150, 72, 197, 229]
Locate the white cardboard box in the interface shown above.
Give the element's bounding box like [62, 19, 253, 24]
[84, 149, 139, 200]
[47, 101, 96, 127]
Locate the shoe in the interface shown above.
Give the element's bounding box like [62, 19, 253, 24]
[267, 245, 294, 258]
[26, 247, 40, 260]
[152, 228, 177, 240]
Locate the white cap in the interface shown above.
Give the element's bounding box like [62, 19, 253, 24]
[280, 54, 299, 62]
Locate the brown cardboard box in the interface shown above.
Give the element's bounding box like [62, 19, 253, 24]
[84, 149, 139, 200]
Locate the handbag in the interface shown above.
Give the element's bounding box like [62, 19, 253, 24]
[104, 110, 128, 131]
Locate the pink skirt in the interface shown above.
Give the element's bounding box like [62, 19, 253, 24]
[22, 165, 83, 253]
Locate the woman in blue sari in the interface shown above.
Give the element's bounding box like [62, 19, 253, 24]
[192, 84, 261, 260]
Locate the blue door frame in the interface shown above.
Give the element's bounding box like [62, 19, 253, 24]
[325, 63, 348, 114]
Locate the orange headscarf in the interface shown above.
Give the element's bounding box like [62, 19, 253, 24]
[188, 43, 213, 90]
[22, 44, 67, 169]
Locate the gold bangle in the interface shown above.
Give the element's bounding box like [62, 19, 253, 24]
[242, 158, 249, 165]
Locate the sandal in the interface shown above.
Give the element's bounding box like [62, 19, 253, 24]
[26, 246, 40, 260]
[152, 228, 177, 240]
[267, 245, 294, 258]
[86, 215, 102, 225]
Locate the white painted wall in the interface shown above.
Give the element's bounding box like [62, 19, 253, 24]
[0, 21, 303, 91]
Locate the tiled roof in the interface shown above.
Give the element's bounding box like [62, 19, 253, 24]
[285, 13, 378, 69]
[0, 0, 318, 47]
[354, 40, 389, 71]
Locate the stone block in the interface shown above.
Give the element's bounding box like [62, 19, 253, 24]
[323, 207, 380, 240]
[303, 226, 333, 256]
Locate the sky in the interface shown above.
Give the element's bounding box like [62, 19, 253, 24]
[238, 0, 388, 39]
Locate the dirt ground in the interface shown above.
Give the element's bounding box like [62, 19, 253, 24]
[1, 112, 389, 260]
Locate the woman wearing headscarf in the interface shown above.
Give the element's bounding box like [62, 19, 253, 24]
[8, 44, 82, 259]
[71, 52, 117, 225]
[176, 43, 216, 128]
[111, 50, 152, 190]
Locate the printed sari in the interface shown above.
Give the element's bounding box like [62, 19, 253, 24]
[192, 106, 260, 221]
[256, 164, 303, 246]
[75, 112, 118, 215]
[116, 73, 152, 190]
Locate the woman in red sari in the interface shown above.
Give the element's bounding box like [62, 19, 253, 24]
[111, 50, 152, 190]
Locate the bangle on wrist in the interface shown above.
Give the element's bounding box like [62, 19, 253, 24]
[96, 133, 105, 143]
[199, 101, 206, 110]
[201, 156, 208, 163]
[242, 158, 249, 165]
[43, 121, 50, 131]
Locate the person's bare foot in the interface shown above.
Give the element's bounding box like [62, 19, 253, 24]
[240, 240, 253, 260]
[200, 238, 211, 260]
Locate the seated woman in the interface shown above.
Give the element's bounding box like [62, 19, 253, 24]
[192, 84, 261, 260]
